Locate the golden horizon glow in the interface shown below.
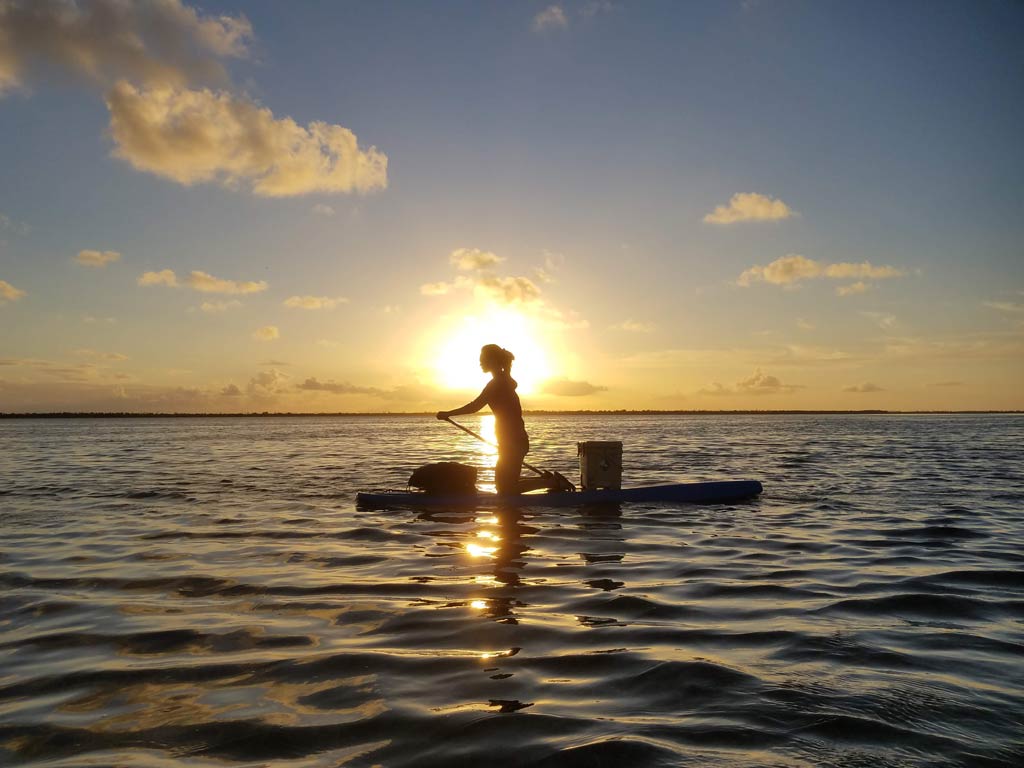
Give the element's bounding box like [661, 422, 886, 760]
[430, 307, 554, 395]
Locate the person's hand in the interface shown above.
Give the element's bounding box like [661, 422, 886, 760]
[436, 411, 449, 420]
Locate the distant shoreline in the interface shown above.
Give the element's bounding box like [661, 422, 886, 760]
[2, 410, 1021, 418]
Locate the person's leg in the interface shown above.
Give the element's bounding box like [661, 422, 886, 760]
[495, 446, 526, 495]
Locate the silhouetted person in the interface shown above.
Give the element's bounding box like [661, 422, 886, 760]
[437, 344, 549, 496]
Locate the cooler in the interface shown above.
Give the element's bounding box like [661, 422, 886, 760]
[577, 441, 623, 490]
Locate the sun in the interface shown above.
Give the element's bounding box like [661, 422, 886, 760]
[432, 307, 554, 395]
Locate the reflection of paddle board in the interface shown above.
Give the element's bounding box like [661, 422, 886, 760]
[357, 480, 762, 508]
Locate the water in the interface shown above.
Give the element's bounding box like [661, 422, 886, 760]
[1, 414, 1022, 767]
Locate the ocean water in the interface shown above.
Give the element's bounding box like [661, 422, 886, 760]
[1, 414, 1023, 768]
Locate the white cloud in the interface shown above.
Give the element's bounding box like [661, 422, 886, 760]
[75, 249, 121, 267]
[699, 369, 803, 396]
[199, 299, 241, 313]
[283, 295, 348, 310]
[138, 269, 178, 287]
[312, 203, 336, 217]
[843, 382, 884, 393]
[533, 5, 569, 31]
[612, 319, 655, 333]
[0, 279, 26, 303]
[541, 378, 608, 397]
[738, 254, 821, 286]
[450, 247, 504, 271]
[473, 275, 542, 304]
[106, 82, 388, 197]
[138, 269, 264, 294]
[836, 281, 869, 296]
[73, 348, 128, 361]
[420, 281, 453, 296]
[984, 301, 1024, 314]
[252, 325, 279, 341]
[247, 367, 288, 395]
[0, 0, 251, 96]
[825, 262, 903, 280]
[738, 255, 904, 288]
[861, 311, 896, 329]
[297, 377, 381, 396]
[187, 271, 267, 294]
[0, 213, 29, 235]
[2, 1, 387, 201]
[704, 192, 795, 224]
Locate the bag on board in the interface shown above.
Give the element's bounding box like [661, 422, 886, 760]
[408, 462, 478, 495]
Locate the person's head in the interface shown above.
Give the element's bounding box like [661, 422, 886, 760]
[479, 344, 514, 374]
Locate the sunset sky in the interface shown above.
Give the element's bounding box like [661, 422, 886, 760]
[1, 0, 1022, 412]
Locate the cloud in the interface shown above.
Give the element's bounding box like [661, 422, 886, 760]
[984, 301, 1024, 314]
[247, 367, 288, 396]
[296, 377, 382, 396]
[474, 275, 542, 304]
[704, 192, 795, 224]
[283, 295, 348, 310]
[861, 311, 896, 329]
[187, 271, 266, 294]
[0, 0, 251, 96]
[533, 5, 569, 31]
[738, 255, 904, 288]
[843, 382, 884, 393]
[612, 319, 655, 333]
[541, 378, 608, 397]
[73, 348, 128, 361]
[420, 281, 452, 296]
[0, 213, 29, 235]
[75, 249, 121, 267]
[699, 369, 803, 396]
[836, 281, 869, 296]
[138, 269, 265, 294]
[796, 318, 814, 331]
[138, 269, 178, 287]
[82, 314, 116, 324]
[934, 381, 963, 387]
[295, 376, 435, 403]
[2, 2, 387, 200]
[825, 263, 903, 280]
[106, 82, 388, 197]
[220, 383, 242, 397]
[0, 278, 26, 303]
[199, 299, 241, 313]
[312, 203, 335, 217]
[252, 325, 279, 341]
[737, 254, 821, 286]
[450, 247, 504, 271]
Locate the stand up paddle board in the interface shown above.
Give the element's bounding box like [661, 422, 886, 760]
[356, 480, 762, 509]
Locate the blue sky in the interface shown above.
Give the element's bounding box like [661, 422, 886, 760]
[1, 0, 1022, 411]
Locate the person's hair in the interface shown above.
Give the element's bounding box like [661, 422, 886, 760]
[480, 344, 514, 373]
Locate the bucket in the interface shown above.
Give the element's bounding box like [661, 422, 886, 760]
[577, 441, 623, 490]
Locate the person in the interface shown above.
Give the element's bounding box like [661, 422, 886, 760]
[437, 344, 548, 496]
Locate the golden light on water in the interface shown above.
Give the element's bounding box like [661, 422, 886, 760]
[470, 599, 488, 610]
[465, 542, 498, 558]
[431, 307, 553, 394]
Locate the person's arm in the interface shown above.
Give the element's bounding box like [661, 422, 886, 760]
[437, 384, 491, 420]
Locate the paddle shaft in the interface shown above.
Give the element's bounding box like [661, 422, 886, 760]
[444, 417, 547, 477]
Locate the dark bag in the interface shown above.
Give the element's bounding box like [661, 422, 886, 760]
[408, 462, 478, 495]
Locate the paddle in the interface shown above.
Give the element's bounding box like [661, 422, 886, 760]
[443, 416, 549, 477]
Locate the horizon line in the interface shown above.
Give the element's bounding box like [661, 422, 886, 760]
[2, 410, 1022, 419]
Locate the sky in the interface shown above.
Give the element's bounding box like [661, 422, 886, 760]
[1, 0, 1022, 413]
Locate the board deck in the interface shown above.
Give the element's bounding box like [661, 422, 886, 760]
[356, 480, 762, 508]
